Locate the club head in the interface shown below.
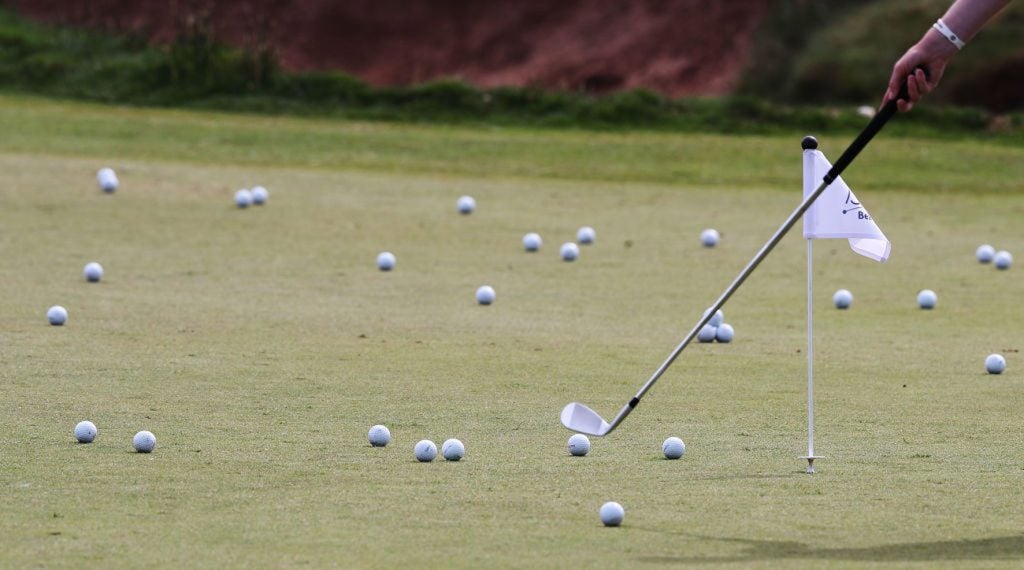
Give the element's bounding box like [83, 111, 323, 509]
[560, 402, 612, 436]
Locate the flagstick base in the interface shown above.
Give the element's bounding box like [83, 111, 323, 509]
[799, 456, 823, 474]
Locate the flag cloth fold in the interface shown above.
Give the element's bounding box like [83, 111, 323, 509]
[803, 149, 891, 262]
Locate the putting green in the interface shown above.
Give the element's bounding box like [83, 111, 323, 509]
[1, 96, 1022, 568]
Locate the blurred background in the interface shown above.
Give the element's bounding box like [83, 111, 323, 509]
[3, 0, 1023, 130]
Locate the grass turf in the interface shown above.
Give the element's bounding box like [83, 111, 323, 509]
[1, 95, 1023, 568]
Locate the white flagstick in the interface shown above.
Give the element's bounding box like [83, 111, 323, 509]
[800, 137, 823, 473]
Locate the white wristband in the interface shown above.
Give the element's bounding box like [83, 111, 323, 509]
[933, 18, 965, 50]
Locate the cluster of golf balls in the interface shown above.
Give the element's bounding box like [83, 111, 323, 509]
[417, 439, 465, 462]
[74, 420, 156, 453]
[829, 244, 1013, 374]
[234, 186, 270, 208]
[379, 195, 600, 306]
[367, 425, 465, 462]
[976, 244, 1013, 270]
[569, 433, 685, 526]
[697, 309, 734, 343]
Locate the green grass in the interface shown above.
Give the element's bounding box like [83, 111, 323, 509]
[1, 97, 1023, 568]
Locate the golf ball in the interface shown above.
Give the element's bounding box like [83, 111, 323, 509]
[599, 501, 625, 527]
[577, 226, 596, 245]
[377, 251, 396, 271]
[83, 262, 103, 282]
[251, 186, 268, 205]
[234, 189, 253, 208]
[47, 305, 68, 326]
[414, 439, 437, 462]
[74, 420, 97, 443]
[560, 242, 579, 262]
[367, 425, 391, 447]
[523, 232, 542, 252]
[703, 308, 724, 328]
[457, 195, 476, 215]
[976, 244, 995, 263]
[994, 251, 1013, 270]
[986, 354, 1006, 374]
[833, 289, 853, 309]
[568, 433, 591, 456]
[442, 438, 465, 461]
[715, 323, 735, 343]
[697, 325, 717, 343]
[662, 436, 686, 459]
[133, 430, 156, 453]
[96, 167, 118, 193]
[701, 228, 720, 248]
[917, 289, 937, 309]
[476, 285, 496, 305]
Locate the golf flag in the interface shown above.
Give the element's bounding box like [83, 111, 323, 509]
[803, 149, 890, 262]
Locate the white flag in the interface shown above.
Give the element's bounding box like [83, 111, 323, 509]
[803, 149, 890, 262]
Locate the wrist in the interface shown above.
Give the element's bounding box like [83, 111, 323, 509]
[919, 28, 959, 60]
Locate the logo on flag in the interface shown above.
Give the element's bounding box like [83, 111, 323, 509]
[803, 149, 890, 262]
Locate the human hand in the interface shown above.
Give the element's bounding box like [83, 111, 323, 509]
[882, 30, 956, 112]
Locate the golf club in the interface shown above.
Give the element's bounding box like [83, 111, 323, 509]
[562, 78, 915, 437]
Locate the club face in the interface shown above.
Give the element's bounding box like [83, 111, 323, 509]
[560, 402, 611, 436]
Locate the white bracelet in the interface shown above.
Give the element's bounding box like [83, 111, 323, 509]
[933, 18, 965, 50]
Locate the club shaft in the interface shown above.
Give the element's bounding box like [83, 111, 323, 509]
[634, 177, 831, 402]
[603, 98, 902, 434]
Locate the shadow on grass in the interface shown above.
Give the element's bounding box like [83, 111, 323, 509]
[636, 534, 1024, 564]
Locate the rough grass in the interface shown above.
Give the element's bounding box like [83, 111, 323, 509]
[1, 97, 1023, 568]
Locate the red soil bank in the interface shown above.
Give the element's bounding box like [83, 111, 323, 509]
[13, 0, 771, 97]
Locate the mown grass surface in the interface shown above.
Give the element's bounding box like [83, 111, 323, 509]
[1, 97, 1023, 568]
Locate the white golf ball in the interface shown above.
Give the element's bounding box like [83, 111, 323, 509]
[414, 439, 437, 462]
[976, 244, 995, 263]
[234, 189, 253, 208]
[523, 232, 542, 252]
[567, 433, 591, 456]
[251, 186, 268, 205]
[457, 195, 476, 215]
[703, 308, 724, 328]
[74, 420, 97, 443]
[994, 251, 1013, 270]
[367, 425, 391, 447]
[83, 262, 104, 282]
[599, 501, 625, 527]
[560, 242, 579, 262]
[47, 305, 68, 326]
[133, 430, 156, 453]
[917, 289, 937, 309]
[476, 285, 496, 305]
[442, 438, 465, 461]
[697, 325, 717, 343]
[662, 436, 685, 459]
[577, 226, 596, 245]
[833, 289, 853, 309]
[715, 323, 735, 343]
[96, 167, 118, 193]
[377, 251, 396, 271]
[701, 228, 720, 248]
[986, 354, 1006, 375]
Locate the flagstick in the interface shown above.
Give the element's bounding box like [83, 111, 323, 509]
[800, 136, 822, 474]
[804, 239, 821, 473]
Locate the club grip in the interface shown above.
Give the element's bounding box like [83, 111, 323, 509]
[823, 71, 921, 184]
